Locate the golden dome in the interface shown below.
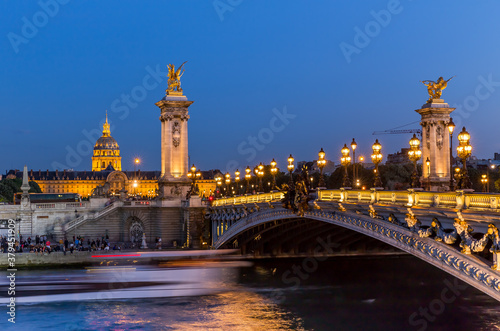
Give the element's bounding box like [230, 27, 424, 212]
[94, 112, 120, 151]
[92, 112, 122, 171]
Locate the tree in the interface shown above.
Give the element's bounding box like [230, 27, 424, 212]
[379, 163, 414, 190]
[0, 181, 16, 203]
[29, 180, 42, 193]
[0, 178, 41, 203]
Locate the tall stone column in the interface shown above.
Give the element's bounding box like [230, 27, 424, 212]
[415, 99, 455, 191]
[156, 92, 194, 200]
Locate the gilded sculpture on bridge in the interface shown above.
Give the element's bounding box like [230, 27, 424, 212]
[488, 224, 500, 270]
[418, 218, 457, 244]
[281, 172, 312, 216]
[453, 218, 490, 254]
[167, 61, 187, 93]
[421, 76, 454, 102]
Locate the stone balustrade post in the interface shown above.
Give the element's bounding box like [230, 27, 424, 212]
[407, 189, 416, 207]
[340, 188, 347, 202]
[490, 197, 498, 209]
[370, 188, 379, 204]
[433, 194, 440, 207]
[456, 190, 465, 209]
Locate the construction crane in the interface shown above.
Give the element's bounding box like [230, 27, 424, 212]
[372, 121, 422, 137]
[372, 128, 422, 137]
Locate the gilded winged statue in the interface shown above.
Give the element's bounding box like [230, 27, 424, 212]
[421, 76, 454, 102]
[167, 61, 187, 92]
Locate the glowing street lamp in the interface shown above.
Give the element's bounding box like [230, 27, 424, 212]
[134, 157, 140, 179]
[287, 154, 295, 189]
[270, 159, 278, 190]
[408, 134, 422, 188]
[425, 157, 431, 190]
[235, 170, 240, 195]
[448, 118, 455, 190]
[340, 144, 351, 188]
[245, 166, 252, 194]
[456, 127, 472, 189]
[351, 139, 357, 186]
[317, 148, 327, 189]
[371, 139, 383, 188]
[225, 172, 231, 197]
[257, 162, 264, 192]
[187, 164, 201, 195]
[481, 174, 488, 192]
[215, 174, 223, 198]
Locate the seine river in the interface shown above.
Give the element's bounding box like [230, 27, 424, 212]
[2, 255, 499, 330]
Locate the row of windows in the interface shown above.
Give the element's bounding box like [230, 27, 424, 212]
[94, 161, 119, 168]
[94, 150, 119, 156]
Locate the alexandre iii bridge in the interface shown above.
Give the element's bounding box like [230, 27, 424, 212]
[2, 68, 500, 301]
[207, 77, 500, 302]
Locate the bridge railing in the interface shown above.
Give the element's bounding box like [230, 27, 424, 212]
[213, 189, 500, 211]
[317, 189, 500, 211]
[213, 192, 284, 206]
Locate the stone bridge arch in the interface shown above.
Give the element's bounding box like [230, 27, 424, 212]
[210, 206, 500, 301]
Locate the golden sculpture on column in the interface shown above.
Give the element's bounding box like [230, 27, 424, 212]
[415, 76, 455, 191]
[421, 76, 454, 102]
[166, 61, 187, 95]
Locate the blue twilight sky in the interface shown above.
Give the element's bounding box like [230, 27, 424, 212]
[1, 0, 500, 173]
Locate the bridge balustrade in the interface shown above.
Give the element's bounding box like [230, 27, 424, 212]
[315, 189, 500, 211]
[213, 192, 284, 206]
[213, 190, 500, 211]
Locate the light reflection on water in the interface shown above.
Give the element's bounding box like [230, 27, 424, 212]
[12, 291, 304, 330]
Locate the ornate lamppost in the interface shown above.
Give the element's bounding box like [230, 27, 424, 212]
[287, 154, 295, 189]
[371, 139, 383, 188]
[187, 164, 202, 195]
[317, 148, 326, 189]
[270, 159, 278, 190]
[214, 174, 222, 198]
[340, 144, 351, 188]
[454, 167, 462, 189]
[425, 157, 431, 191]
[351, 139, 357, 185]
[245, 166, 252, 194]
[481, 174, 488, 192]
[234, 169, 240, 195]
[257, 162, 264, 192]
[448, 118, 455, 190]
[457, 127, 472, 189]
[408, 134, 422, 188]
[225, 172, 231, 197]
[134, 158, 140, 179]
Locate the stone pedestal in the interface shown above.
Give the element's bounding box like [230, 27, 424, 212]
[155, 91, 194, 199]
[415, 99, 455, 191]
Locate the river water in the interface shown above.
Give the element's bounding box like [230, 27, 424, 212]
[1, 255, 499, 330]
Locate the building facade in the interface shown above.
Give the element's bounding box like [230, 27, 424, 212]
[5, 113, 214, 199]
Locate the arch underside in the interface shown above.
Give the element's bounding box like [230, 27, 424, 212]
[219, 217, 403, 258]
[214, 209, 500, 301]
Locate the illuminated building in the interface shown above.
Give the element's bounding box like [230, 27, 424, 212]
[6, 113, 215, 199]
[92, 113, 122, 171]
